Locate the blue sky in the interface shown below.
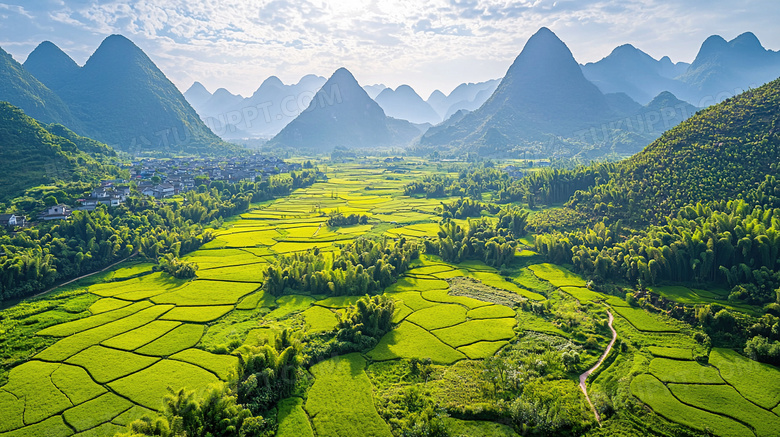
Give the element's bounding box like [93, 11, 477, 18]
[1, 0, 778, 98]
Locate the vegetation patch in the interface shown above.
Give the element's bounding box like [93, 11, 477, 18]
[630, 374, 751, 437]
[50, 363, 106, 405]
[385, 277, 449, 292]
[367, 321, 466, 364]
[648, 358, 723, 384]
[36, 305, 175, 361]
[559, 286, 605, 304]
[709, 347, 780, 409]
[441, 417, 518, 436]
[0, 415, 73, 437]
[195, 264, 267, 282]
[646, 346, 692, 360]
[668, 383, 780, 437]
[305, 353, 392, 437]
[302, 306, 338, 333]
[2, 361, 73, 425]
[421, 288, 491, 309]
[159, 305, 233, 323]
[445, 277, 527, 306]
[265, 295, 316, 319]
[100, 320, 181, 351]
[528, 263, 588, 288]
[135, 324, 205, 356]
[65, 345, 159, 383]
[72, 422, 125, 437]
[516, 311, 569, 337]
[111, 405, 156, 426]
[431, 318, 516, 348]
[0, 390, 24, 432]
[406, 304, 468, 330]
[108, 360, 219, 409]
[467, 270, 545, 300]
[236, 291, 276, 310]
[151, 281, 258, 306]
[276, 397, 314, 437]
[611, 306, 680, 332]
[170, 348, 238, 380]
[314, 295, 362, 308]
[62, 393, 132, 432]
[88, 272, 184, 299]
[384, 291, 435, 311]
[36, 301, 153, 337]
[457, 340, 509, 359]
[88, 298, 132, 315]
[467, 305, 516, 319]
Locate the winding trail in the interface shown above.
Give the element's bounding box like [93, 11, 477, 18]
[579, 308, 617, 425]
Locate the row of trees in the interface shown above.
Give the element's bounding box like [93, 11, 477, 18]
[262, 238, 419, 296]
[0, 170, 319, 302]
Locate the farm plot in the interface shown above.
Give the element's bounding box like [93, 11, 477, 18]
[135, 324, 205, 356]
[151, 281, 258, 306]
[305, 353, 392, 437]
[108, 360, 219, 410]
[301, 306, 339, 333]
[65, 345, 159, 383]
[648, 358, 724, 384]
[266, 295, 316, 319]
[384, 291, 436, 311]
[668, 383, 780, 437]
[431, 318, 517, 348]
[467, 305, 516, 319]
[101, 320, 181, 351]
[611, 306, 680, 332]
[62, 393, 133, 433]
[709, 347, 780, 409]
[37, 301, 153, 337]
[457, 340, 510, 360]
[646, 346, 693, 360]
[195, 263, 267, 282]
[277, 397, 314, 437]
[630, 374, 751, 437]
[236, 291, 276, 310]
[170, 349, 238, 380]
[211, 229, 281, 247]
[528, 263, 588, 288]
[182, 248, 263, 269]
[159, 305, 233, 323]
[88, 273, 185, 299]
[367, 321, 466, 364]
[406, 304, 468, 330]
[88, 298, 132, 315]
[0, 416, 73, 437]
[559, 286, 605, 304]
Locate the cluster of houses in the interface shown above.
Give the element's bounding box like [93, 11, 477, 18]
[0, 155, 301, 229]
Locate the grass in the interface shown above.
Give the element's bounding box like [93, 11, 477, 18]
[0, 415, 73, 437]
[36, 301, 153, 337]
[62, 393, 133, 432]
[431, 318, 517, 348]
[441, 417, 518, 436]
[266, 295, 316, 320]
[366, 321, 466, 364]
[276, 397, 314, 437]
[305, 353, 392, 437]
[236, 291, 276, 310]
[648, 358, 723, 384]
[559, 286, 605, 304]
[709, 347, 780, 409]
[314, 296, 363, 308]
[108, 359, 219, 410]
[405, 304, 468, 330]
[2, 361, 72, 426]
[135, 324, 205, 356]
[72, 422, 125, 437]
[107, 262, 155, 280]
[384, 291, 436, 311]
[610, 306, 679, 332]
[170, 349, 238, 380]
[646, 346, 692, 360]
[457, 340, 509, 359]
[50, 363, 106, 405]
[88, 298, 132, 315]
[111, 405, 156, 426]
[668, 383, 780, 437]
[36, 305, 175, 361]
[101, 320, 182, 351]
[0, 390, 24, 432]
[528, 263, 588, 288]
[65, 345, 159, 383]
[159, 305, 233, 323]
[648, 285, 758, 315]
[301, 306, 339, 333]
[630, 374, 751, 437]
[466, 305, 516, 319]
[151, 281, 259, 306]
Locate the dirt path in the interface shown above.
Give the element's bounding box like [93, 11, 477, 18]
[31, 252, 138, 299]
[579, 309, 617, 425]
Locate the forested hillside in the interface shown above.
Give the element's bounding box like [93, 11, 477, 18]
[0, 102, 118, 201]
[568, 77, 780, 224]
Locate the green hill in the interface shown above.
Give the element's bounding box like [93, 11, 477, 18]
[0, 101, 117, 201]
[0, 46, 82, 130]
[23, 36, 235, 155]
[568, 77, 780, 224]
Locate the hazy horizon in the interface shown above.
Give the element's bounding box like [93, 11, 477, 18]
[1, 0, 779, 98]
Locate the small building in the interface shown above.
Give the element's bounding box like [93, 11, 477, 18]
[40, 204, 72, 221]
[0, 214, 25, 227]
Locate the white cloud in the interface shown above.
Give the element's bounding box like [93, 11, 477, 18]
[0, 0, 778, 97]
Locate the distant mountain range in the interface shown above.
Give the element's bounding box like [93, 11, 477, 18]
[583, 32, 780, 106]
[268, 68, 423, 151]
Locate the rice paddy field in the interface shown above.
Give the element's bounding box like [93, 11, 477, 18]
[1, 159, 777, 437]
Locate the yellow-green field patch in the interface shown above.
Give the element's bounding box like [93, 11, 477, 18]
[135, 324, 205, 356]
[108, 360, 219, 410]
[709, 348, 780, 409]
[648, 358, 723, 384]
[88, 298, 132, 315]
[367, 321, 466, 364]
[101, 320, 181, 351]
[37, 301, 153, 337]
[159, 306, 233, 323]
[467, 305, 516, 319]
[431, 318, 517, 348]
[66, 345, 159, 383]
[302, 306, 338, 333]
[62, 393, 132, 432]
[457, 340, 509, 359]
[170, 349, 238, 380]
[276, 397, 314, 437]
[151, 281, 258, 306]
[406, 304, 468, 330]
[528, 263, 588, 288]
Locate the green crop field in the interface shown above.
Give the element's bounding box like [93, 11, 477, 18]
[65, 345, 159, 383]
[646, 346, 693, 360]
[306, 354, 392, 437]
[301, 305, 339, 333]
[159, 305, 233, 323]
[276, 397, 314, 437]
[169, 349, 238, 380]
[62, 393, 133, 432]
[466, 305, 516, 319]
[648, 358, 724, 384]
[135, 323, 205, 356]
[528, 263, 588, 288]
[431, 317, 517, 348]
[101, 320, 182, 351]
[405, 304, 468, 330]
[610, 306, 680, 332]
[709, 348, 780, 409]
[367, 321, 466, 364]
[108, 360, 219, 409]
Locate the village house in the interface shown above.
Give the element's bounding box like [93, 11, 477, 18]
[0, 213, 25, 227]
[39, 204, 72, 221]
